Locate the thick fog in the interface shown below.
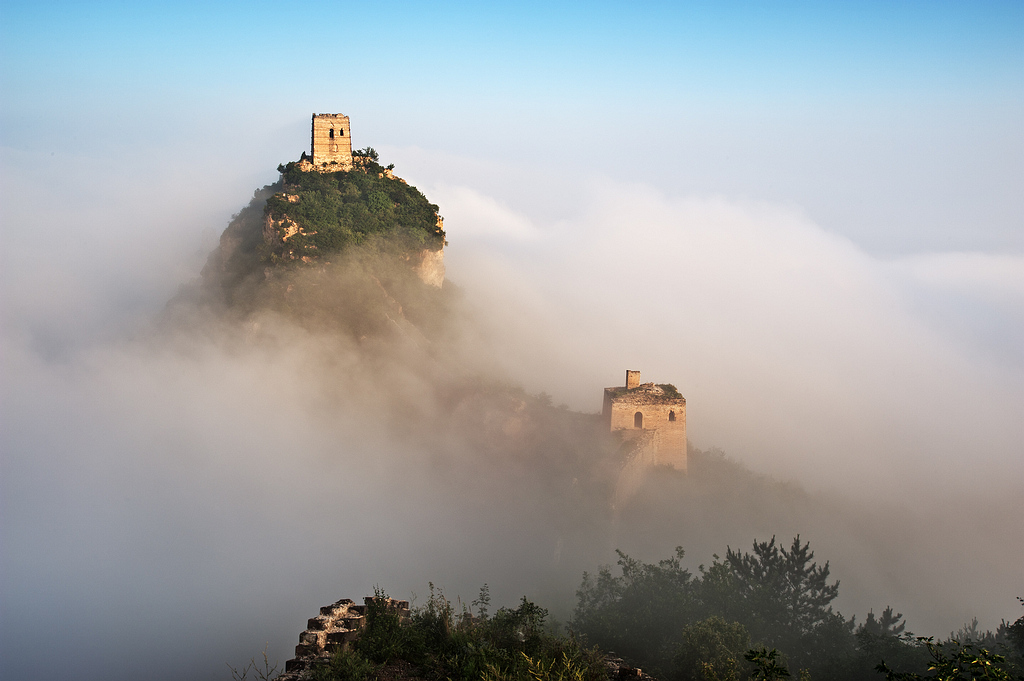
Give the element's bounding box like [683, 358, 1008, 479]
[420, 170, 1023, 497]
[4, 3, 1022, 678]
[2, 130, 1022, 681]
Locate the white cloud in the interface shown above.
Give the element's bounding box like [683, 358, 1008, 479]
[894, 251, 1024, 301]
[429, 184, 542, 242]
[442, 179, 1024, 498]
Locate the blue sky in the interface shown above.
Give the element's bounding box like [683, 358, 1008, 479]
[2, 0, 1021, 253]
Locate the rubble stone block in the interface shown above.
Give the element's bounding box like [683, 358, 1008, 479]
[284, 658, 306, 672]
[307, 615, 330, 630]
[322, 602, 350, 617]
[299, 630, 326, 646]
[342, 615, 365, 629]
[295, 643, 320, 657]
[326, 629, 356, 645]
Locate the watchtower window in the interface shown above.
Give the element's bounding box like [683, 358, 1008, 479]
[634, 412, 643, 428]
[669, 410, 676, 422]
[339, 129, 345, 136]
[329, 129, 335, 139]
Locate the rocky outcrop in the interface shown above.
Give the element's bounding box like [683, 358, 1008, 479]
[414, 247, 445, 288]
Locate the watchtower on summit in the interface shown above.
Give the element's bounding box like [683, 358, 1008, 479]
[310, 113, 353, 170]
[603, 369, 687, 471]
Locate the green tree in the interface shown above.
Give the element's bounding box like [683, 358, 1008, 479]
[1002, 598, 1024, 660]
[573, 547, 696, 674]
[695, 536, 854, 679]
[721, 536, 840, 641]
[671, 616, 750, 681]
[699, 536, 846, 661]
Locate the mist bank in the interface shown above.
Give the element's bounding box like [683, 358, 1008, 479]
[2, 155, 1022, 680]
[416, 173, 1024, 500]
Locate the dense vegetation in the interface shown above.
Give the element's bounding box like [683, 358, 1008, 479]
[232, 552, 1024, 679]
[571, 538, 1024, 681]
[266, 148, 445, 262]
[191, 148, 453, 333]
[231, 537, 1022, 681]
[306, 588, 608, 681]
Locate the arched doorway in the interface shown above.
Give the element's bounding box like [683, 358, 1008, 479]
[634, 411, 643, 428]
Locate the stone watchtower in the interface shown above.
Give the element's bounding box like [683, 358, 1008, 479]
[603, 369, 687, 471]
[310, 113, 353, 170]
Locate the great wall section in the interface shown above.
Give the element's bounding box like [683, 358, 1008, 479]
[277, 595, 658, 681]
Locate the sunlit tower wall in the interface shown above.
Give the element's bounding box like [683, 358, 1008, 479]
[603, 369, 687, 471]
[310, 114, 353, 170]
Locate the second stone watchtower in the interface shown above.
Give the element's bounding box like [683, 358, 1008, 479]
[603, 369, 687, 471]
[310, 113, 353, 170]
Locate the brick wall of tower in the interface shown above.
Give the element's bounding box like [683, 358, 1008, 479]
[311, 113, 353, 170]
[602, 371, 688, 472]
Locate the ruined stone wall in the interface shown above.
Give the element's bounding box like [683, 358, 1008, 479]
[612, 429, 660, 510]
[278, 596, 410, 679]
[656, 427, 687, 469]
[310, 113, 353, 170]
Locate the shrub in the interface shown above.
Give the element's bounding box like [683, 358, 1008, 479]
[339, 586, 607, 681]
[672, 617, 750, 681]
[309, 648, 379, 681]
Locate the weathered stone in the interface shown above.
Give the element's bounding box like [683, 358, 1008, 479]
[284, 658, 306, 672]
[415, 248, 445, 288]
[326, 629, 358, 645]
[299, 630, 325, 646]
[307, 615, 330, 630]
[342, 615, 365, 629]
[295, 643, 319, 657]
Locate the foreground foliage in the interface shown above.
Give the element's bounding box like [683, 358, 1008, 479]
[572, 538, 1024, 681]
[309, 587, 608, 681]
[876, 638, 1017, 681]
